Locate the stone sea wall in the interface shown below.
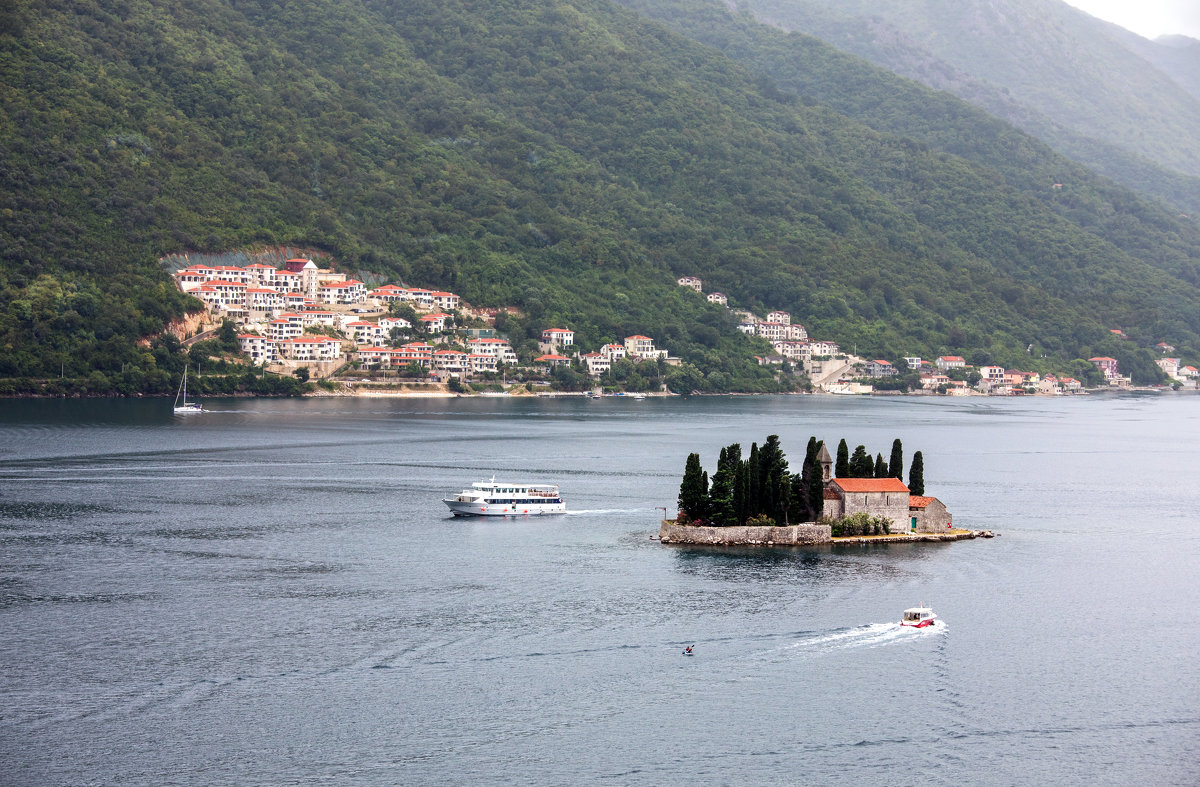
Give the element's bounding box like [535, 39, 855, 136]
[659, 521, 831, 546]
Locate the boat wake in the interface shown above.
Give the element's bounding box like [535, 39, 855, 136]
[762, 620, 947, 660]
[565, 508, 653, 515]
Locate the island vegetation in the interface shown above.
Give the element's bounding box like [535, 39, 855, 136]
[677, 433, 922, 535]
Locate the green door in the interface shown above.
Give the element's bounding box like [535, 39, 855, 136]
[911, 516, 917, 531]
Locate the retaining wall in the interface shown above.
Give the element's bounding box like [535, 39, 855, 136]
[659, 521, 831, 546]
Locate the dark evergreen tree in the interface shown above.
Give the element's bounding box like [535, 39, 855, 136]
[759, 435, 789, 523]
[807, 455, 825, 520]
[708, 445, 737, 525]
[778, 474, 792, 525]
[909, 451, 925, 496]
[798, 437, 820, 520]
[889, 439, 904, 480]
[804, 436, 820, 469]
[849, 445, 872, 477]
[874, 453, 888, 478]
[678, 452, 710, 521]
[723, 443, 743, 469]
[747, 442, 761, 518]
[789, 471, 808, 521]
[734, 461, 750, 525]
[836, 439, 850, 477]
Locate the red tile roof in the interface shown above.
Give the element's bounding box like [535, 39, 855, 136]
[833, 477, 910, 493]
[909, 495, 936, 508]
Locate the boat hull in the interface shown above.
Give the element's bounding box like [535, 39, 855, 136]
[900, 619, 936, 628]
[443, 499, 566, 517]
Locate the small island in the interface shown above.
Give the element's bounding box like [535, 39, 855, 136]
[660, 435, 984, 546]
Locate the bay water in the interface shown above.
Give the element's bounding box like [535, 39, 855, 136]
[1, 394, 1198, 785]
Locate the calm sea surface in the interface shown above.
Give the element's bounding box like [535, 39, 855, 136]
[1, 394, 1198, 785]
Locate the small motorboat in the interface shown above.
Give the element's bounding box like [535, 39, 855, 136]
[900, 606, 937, 628]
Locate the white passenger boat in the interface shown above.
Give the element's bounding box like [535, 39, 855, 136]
[900, 606, 937, 628]
[443, 479, 566, 517]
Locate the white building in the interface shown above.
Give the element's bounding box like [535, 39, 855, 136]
[601, 343, 627, 361]
[267, 315, 304, 341]
[238, 334, 277, 363]
[317, 280, 366, 305]
[581, 352, 611, 377]
[978, 365, 1006, 386]
[755, 322, 786, 341]
[624, 335, 662, 360]
[431, 291, 460, 311]
[466, 338, 519, 366]
[1156, 357, 1181, 379]
[541, 328, 575, 351]
[784, 324, 808, 341]
[276, 336, 342, 361]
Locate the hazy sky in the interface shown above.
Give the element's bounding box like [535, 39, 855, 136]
[1063, 0, 1200, 39]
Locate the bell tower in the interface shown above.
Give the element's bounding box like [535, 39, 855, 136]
[816, 442, 833, 483]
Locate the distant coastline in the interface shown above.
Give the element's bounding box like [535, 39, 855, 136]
[3, 385, 1194, 400]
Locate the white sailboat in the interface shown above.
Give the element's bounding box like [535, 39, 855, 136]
[173, 365, 204, 413]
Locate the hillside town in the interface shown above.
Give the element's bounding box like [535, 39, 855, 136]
[172, 257, 685, 389]
[166, 257, 1196, 394]
[679, 275, 1200, 394]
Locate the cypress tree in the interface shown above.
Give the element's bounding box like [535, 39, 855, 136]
[747, 442, 761, 518]
[789, 471, 808, 521]
[807, 454, 825, 520]
[874, 453, 887, 478]
[799, 437, 819, 520]
[835, 439, 850, 477]
[804, 436, 819, 469]
[722, 443, 742, 471]
[708, 446, 736, 526]
[778, 474, 791, 525]
[849, 445, 872, 477]
[678, 453, 710, 522]
[889, 439, 904, 480]
[909, 451, 925, 496]
[759, 435, 789, 523]
[734, 461, 750, 524]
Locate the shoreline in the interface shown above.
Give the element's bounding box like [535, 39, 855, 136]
[0, 385, 1192, 400]
[659, 521, 994, 547]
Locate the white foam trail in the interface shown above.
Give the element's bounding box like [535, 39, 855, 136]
[768, 620, 947, 658]
[564, 508, 652, 515]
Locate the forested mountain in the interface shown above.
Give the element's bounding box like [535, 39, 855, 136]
[1112, 31, 1200, 103]
[732, 0, 1200, 213]
[1, 0, 1198, 391]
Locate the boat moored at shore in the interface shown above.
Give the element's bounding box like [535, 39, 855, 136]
[444, 479, 566, 517]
